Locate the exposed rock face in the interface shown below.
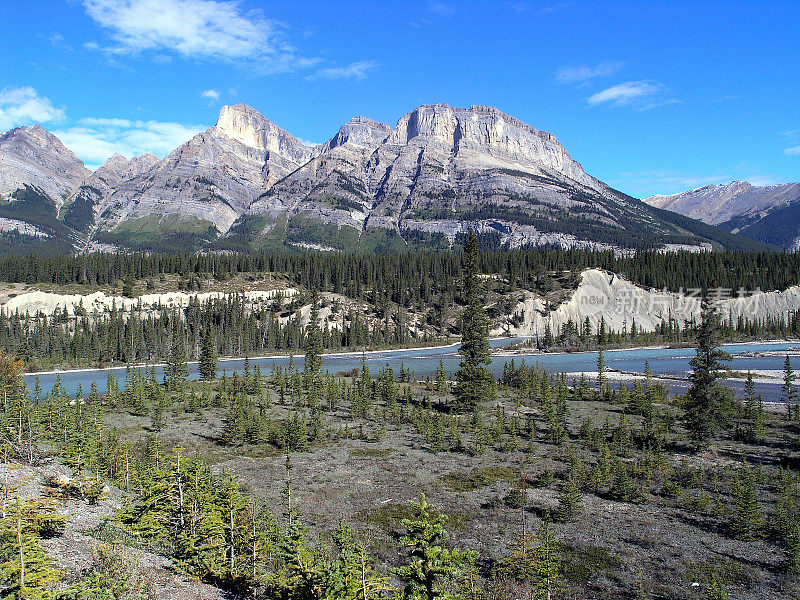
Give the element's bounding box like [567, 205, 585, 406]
[93, 153, 161, 183]
[388, 104, 594, 186]
[251, 103, 681, 250]
[0, 125, 89, 207]
[94, 105, 318, 234]
[65, 153, 161, 230]
[216, 104, 314, 161]
[0, 217, 49, 238]
[0, 104, 767, 252]
[645, 181, 800, 249]
[322, 116, 392, 151]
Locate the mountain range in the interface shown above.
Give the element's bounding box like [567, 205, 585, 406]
[0, 103, 776, 254]
[645, 181, 800, 250]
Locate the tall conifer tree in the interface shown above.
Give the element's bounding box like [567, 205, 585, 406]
[683, 296, 732, 446]
[455, 231, 494, 411]
[199, 331, 218, 381]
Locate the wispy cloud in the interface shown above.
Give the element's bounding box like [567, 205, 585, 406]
[42, 32, 74, 52]
[82, 0, 318, 73]
[429, 1, 455, 17]
[615, 169, 786, 197]
[745, 174, 786, 186]
[200, 89, 220, 101]
[308, 60, 378, 81]
[539, 3, 570, 14]
[509, 1, 569, 13]
[0, 87, 65, 131]
[556, 61, 624, 85]
[587, 80, 677, 109]
[783, 129, 800, 155]
[710, 94, 741, 103]
[616, 170, 731, 195]
[53, 117, 204, 168]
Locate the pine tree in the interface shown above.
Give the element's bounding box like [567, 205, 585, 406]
[199, 331, 218, 381]
[324, 522, 395, 599]
[610, 459, 640, 503]
[707, 577, 729, 600]
[683, 296, 733, 446]
[165, 332, 188, 391]
[304, 292, 324, 378]
[395, 494, 476, 600]
[782, 517, 800, 573]
[742, 371, 765, 441]
[455, 231, 494, 412]
[268, 521, 324, 597]
[597, 316, 607, 346]
[0, 497, 65, 600]
[434, 357, 448, 393]
[596, 349, 606, 394]
[542, 323, 554, 349]
[783, 355, 797, 418]
[555, 475, 583, 523]
[502, 519, 562, 600]
[729, 467, 763, 540]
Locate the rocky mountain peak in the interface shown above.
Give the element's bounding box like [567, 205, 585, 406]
[97, 153, 130, 171]
[0, 124, 89, 206]
[643, 179, 800, 248]
[214, 104, 314, 164]
[215, 104, 270, 146]
[2, 124, 83, 162]
[92, 152, 160, 182]
[324, 116, 392, 151]
[386, 103, 592, 187]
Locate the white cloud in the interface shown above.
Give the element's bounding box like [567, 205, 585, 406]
[53, 117, 204, 167]
[201, 89, 220, 101]
[785, 146, 800, 156]
[555, 61, 624, 85]
[0, 87, 66, 131]
[587, 80, 674, 108]
[82, 0, 317, 72]
[308, 60, 378, 81]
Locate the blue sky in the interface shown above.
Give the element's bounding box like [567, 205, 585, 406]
[1, 0, 798, 197]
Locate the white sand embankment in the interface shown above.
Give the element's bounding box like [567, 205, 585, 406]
[1, 288, 298, 316]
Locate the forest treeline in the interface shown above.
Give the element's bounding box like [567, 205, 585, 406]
[0, 247, 798, 300]
[0, 293, 426, 369]
[3, 283, 800, 371]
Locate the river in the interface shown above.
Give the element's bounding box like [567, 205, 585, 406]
[22, 339, 800, 403]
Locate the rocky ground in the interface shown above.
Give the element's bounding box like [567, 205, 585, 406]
[2, 459, 230, 599]
[60, 377, 800, 600]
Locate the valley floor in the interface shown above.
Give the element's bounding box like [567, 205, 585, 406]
[7, 368, 800, 599]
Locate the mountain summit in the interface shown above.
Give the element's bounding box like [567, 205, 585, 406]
[645, 181, 800, 249]
[0, 125, 89, 207]
[0, 104, 774, 254]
